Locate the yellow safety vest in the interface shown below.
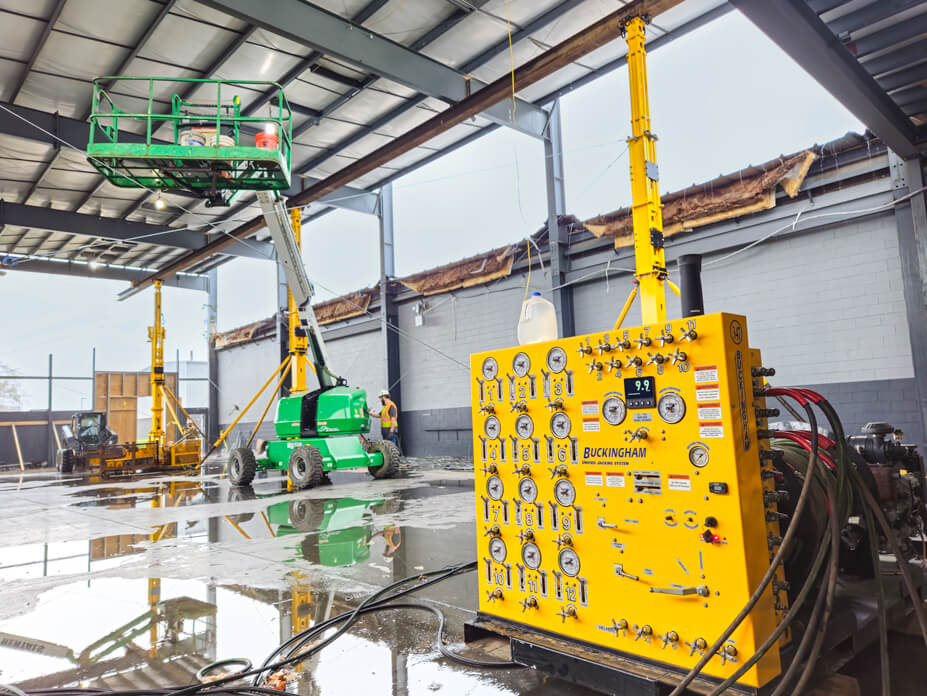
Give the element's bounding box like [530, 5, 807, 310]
[380, 400, 398, 428]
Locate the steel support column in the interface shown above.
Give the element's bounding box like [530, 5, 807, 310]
[544, 100, 574, 338]
[378, 183, 400, 409]
[207, 269, 220, 444]
[890, 152, 927, 449]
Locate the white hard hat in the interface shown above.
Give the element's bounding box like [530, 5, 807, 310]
[378, 389, 390, 398]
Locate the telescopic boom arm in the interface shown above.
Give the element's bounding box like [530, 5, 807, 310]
[256, 190, 341, 389]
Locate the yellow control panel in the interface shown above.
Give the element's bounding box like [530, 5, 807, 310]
[470, 312, 787, 689]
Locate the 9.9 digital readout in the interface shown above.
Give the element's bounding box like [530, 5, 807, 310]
[624, 376, 656, 409]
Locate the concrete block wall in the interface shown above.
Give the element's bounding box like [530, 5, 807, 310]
[213, 195, 924, 456]
[217, 336, 281, 448]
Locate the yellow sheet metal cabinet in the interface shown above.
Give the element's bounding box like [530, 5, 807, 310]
[470, 312, 787, 689]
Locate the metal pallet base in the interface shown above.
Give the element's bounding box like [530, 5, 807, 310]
[465, 614, 769, 696]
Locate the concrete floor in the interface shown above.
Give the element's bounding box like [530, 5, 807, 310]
[1, 457, 924, 695]
[0, 457, 598, 695]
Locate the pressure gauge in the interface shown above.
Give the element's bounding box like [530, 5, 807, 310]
[658, 392, 686, 424]
[546, 346, 567, 373]
[486, 475, 504, 500]
[522, 542, 542, 570]
[602, 395, 627, 426]
[488, 537, 507, 563]
[518, 477, 538, 503]
[558, 547, 581, 577]
[481, 357, 499, 381]
[515, 414, 534, 439]
[554, 478, 576, 507]
[550, 412, 571, 439]
[484, 416, 501, 439]
[512, 352, 531, 377]
[689, 445, 709, 468]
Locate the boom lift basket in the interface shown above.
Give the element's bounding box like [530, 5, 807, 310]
[86, 77, 293, 206]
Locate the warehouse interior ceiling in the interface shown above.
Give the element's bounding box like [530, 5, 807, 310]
[732, 0, 927, 159]
[0, 0, 731, 284]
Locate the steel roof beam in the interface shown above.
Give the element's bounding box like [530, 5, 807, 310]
[128, 0, 686, 293]
[3, 256, 207, 289]
[0, 201, 274, 260]
[197, 0, 549, 139]
[291, 0, 584, 177]
[731, 0, 922, 158]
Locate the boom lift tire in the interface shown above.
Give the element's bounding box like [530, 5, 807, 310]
[56, 448, 74, 473]
[289, 445, 325, 489]
[368, 441, 400, 479]
[229, 447, 258, 486]
[289, 498, 326, 532]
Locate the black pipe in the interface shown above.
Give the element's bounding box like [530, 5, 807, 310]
[678, 254, 704, 317]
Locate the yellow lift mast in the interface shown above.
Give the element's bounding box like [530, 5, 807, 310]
[288, 208, 309, 392]
[619, 15, 669, 327]
[148, 280, 166, 447]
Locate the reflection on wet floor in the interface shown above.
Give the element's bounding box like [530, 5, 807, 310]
[0, 458, 589, 695]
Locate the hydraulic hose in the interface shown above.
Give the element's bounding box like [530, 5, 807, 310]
[668, 394, 821, 696]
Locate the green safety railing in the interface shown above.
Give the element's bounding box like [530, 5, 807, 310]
[87, 77, 294, 204]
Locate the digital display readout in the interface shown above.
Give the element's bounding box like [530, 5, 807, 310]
[624, 376, 656, 409]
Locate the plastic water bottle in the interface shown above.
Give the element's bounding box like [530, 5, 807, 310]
[517, 292, 558, 344]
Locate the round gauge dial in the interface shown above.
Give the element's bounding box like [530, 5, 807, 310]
[550, 412, 571, 439]
[658, 392, 686, 424]
[558, 547, 581, 577]
[484, 416, 501, 439]
[515, 414, 534, 439]
[689, 445, 709, 468]
[602, 396, 627, 426]
[546, 346, 567, 373]
[488, 537, 507, 563]
[512, 352, 531, 377]
[481, 357, 499, 381]
[518, 477, 538, 503]
[486, 475, 504, 500]
[522, 542, 542, 570]
[553, 478, 576, 507]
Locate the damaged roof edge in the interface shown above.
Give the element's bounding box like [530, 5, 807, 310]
[215, 131, 885, 348]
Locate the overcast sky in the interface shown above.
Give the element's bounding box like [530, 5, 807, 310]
[0, 10, 863, 410]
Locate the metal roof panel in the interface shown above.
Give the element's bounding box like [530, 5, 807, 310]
[0, 10, 44, 63]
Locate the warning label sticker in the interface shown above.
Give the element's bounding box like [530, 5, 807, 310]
[581, 400, 598, 415]
[699, 421, 725, 439]
[606, 472, 625, 488]
[697, 402, 723, 420]
[582, 418, 600, 433]
[667, 474, 691, 491]
[694, 365, 719, 384]
[585, 471, 604, 486]
[695, 383, 721, 402]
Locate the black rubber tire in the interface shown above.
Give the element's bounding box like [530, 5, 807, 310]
[368, 440, 400, 479]
[56, 448, 74, 473]
[226, 486, 256, 523]
[228, 447, 257, 486]
[288, 445, 325, 489]
[289, 498, 326, 532]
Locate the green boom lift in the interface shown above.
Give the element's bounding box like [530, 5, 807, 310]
[86, 77, 399, 489]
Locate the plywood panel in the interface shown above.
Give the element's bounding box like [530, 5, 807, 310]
[93, 370, 179, 444]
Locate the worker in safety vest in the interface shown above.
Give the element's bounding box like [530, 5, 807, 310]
[369, 389, 400, 448]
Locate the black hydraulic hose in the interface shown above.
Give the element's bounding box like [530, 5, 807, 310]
[707, 517, 834, 694]
[264, 561, 478, 676]
[771, 459, 844, 696]
[863, 502, 891, 696]
[667, 400, 821, 696]
[159, 561, 482, 696]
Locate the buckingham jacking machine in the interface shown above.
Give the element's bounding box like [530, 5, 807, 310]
[85, 77, 399, 489]
[465, 14, 927, 696]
